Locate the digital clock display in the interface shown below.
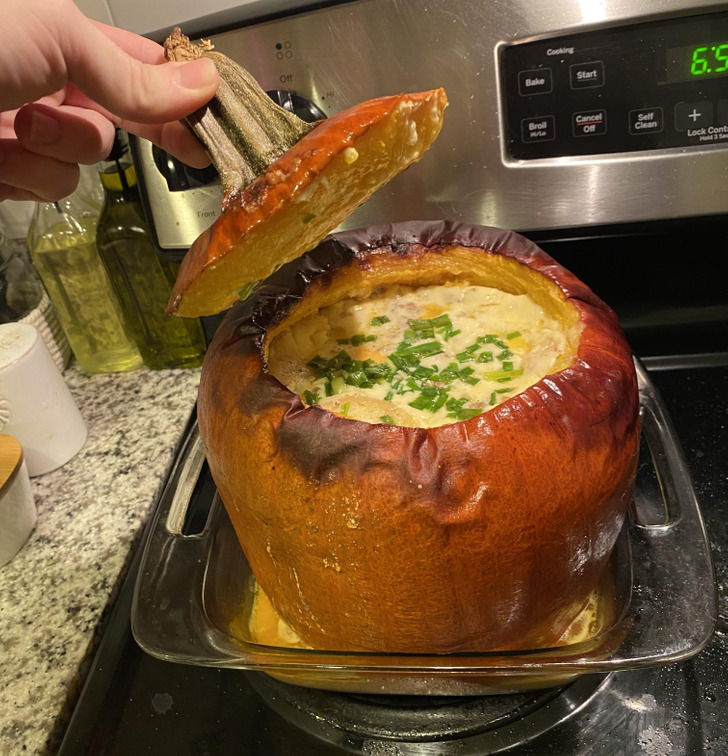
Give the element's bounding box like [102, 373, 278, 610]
[665, 41, 728, 83]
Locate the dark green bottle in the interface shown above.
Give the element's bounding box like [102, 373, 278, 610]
[95, 132, 206, 370]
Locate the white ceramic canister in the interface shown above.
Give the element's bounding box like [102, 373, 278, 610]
[0, 322, 87, 476]
[0, 434, 36, 566]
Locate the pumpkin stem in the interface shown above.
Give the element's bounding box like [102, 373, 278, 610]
[164, 28, 316, 210]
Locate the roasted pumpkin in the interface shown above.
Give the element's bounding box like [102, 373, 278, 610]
[197, 221, 640, 654]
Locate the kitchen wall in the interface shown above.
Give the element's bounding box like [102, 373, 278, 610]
[74, 0, 314, 39]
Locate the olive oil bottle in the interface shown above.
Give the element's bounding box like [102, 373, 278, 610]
[27, 198, 143, 374]
[95, 131, 206, 369]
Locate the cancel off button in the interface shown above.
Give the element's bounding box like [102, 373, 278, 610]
[629, 108, 663, 135]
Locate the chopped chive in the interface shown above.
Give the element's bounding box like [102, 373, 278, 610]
[432, 390, 449, 412]
[388, 354, 405, 370]
[346, 370, 367, 387]
[489, 388, 513, 406]
[506, 330, 521, 340]
[409, 388, 449, 413]
[324, 380, 334, 397]
[502, 361, 514, 372]
[412, 365, 437, 379]
[370, 315, 390, 326]
[483, 369, 524, 381]
[455, 342, 480, 362]
[457, 408, 483, 420]
[395, 341, 443, 358]
[408, 319, 435, 339]
[303, 390, 319, 406]
[409, 394, 435, 411]
[380, 415, 396, 425]
[341, 402, 350, 416]
[476, 351, 494, 363]
[430, 314, 452, 328]
[338, 333, 376, 346]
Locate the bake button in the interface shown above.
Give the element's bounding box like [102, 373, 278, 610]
[628, 107, 663, 135]
[718, 99, 728, 125]
[573, 109, 607, 137]
[570, 61, 605, 89]
[518, 68, 553, 96]
[675, 101, 713, 131]
[521, 116, 555, 142]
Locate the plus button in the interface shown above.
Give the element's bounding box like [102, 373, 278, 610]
[675, 101, 714, 132]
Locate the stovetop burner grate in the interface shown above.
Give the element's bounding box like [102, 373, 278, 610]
[247, 671, 608, 749]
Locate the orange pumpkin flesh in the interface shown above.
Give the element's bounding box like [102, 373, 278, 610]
[198, 222, 640, 654]
[167, 89, 448, 318]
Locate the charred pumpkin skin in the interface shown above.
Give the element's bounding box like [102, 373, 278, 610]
[198, 221, 640, 654]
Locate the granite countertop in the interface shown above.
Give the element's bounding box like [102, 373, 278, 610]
[0, 364, 201, 755]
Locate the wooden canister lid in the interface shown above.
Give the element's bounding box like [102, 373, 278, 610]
[0, 434, 23, 495]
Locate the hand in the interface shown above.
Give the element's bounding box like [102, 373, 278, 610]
[0, 0, 219, 202]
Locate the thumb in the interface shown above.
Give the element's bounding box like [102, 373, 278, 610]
[63, 17, 219, 124]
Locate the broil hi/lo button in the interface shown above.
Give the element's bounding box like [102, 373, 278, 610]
[520, 116, 556, 143]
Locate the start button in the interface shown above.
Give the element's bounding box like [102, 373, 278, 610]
[570, 61, 605, 89]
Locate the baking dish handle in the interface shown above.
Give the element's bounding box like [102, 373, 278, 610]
[632, 357, 685, 529]
[131, 413, 229, 662]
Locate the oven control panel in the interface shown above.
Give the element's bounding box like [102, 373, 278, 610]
[501, 11, 728, 160]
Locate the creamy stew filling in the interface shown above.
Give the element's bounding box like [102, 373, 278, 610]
[267, 283, 575, 428]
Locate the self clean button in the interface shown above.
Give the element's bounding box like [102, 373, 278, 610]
[521, 116, 555, 142]
[518, 68, 553, 96]
[570, 61, 605, 89]
[629, 108, 663, 135]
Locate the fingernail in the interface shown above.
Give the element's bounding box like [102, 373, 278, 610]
[27, 109, 62, 145]
[174, 59, 218, 91]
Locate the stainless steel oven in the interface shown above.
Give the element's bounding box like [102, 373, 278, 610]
[133, 0, 728, 250]
[61, 0, 728, 753]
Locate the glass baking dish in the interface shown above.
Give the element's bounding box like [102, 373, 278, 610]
[131, 359, 717, 695]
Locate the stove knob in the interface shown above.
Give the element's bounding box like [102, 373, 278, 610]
[265, 89, 327, 123]
[151, 145, 218, 192]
